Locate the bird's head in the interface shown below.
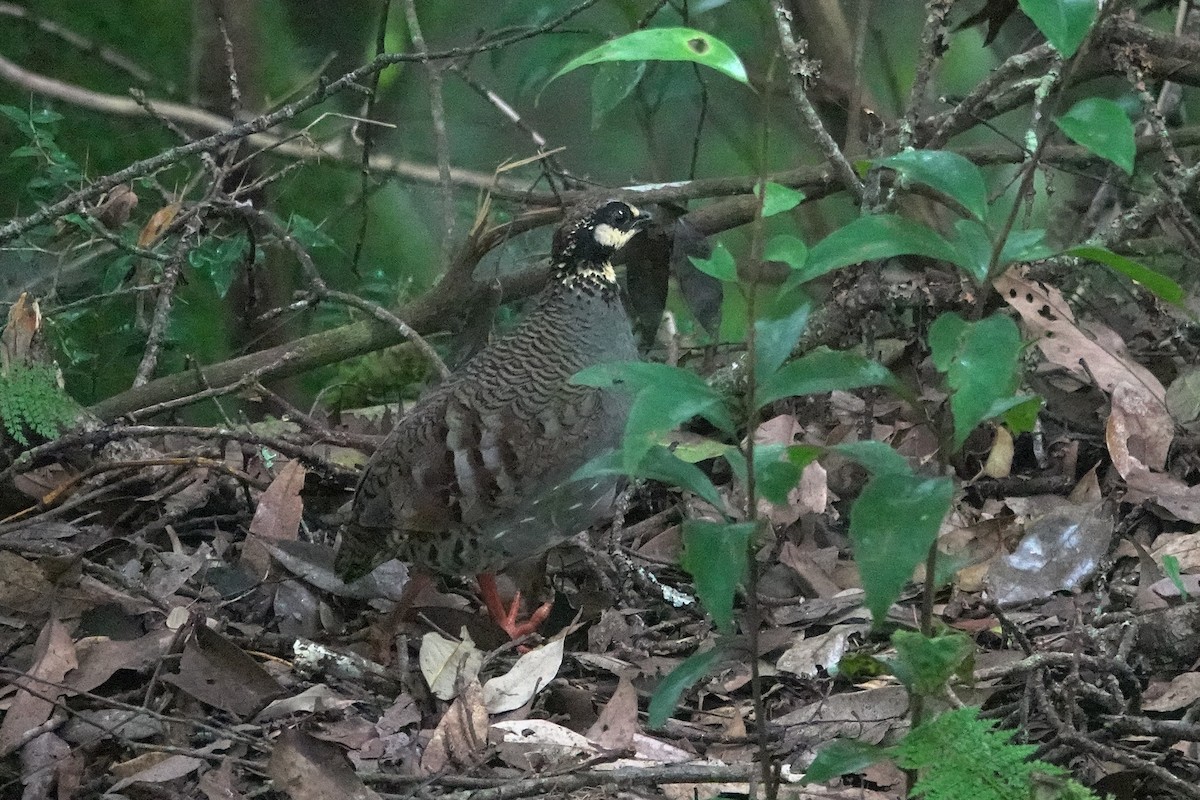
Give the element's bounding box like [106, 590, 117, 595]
[552, 199, 653, 267]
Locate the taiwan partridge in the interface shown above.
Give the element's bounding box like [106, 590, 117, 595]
[335, 199, 652, 639]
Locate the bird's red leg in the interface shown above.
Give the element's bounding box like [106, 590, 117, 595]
[476, 572, 552, 641]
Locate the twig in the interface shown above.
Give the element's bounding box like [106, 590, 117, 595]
[769, 1, 863, 202]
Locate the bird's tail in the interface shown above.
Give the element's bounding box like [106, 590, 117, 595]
[333, 523, 389, 583]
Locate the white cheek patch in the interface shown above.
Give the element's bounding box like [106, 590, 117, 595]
[593, 223, 636, 249]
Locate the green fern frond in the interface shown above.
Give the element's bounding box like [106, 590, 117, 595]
[0, 364, 78, 446]
[894, 707, 1099, 800]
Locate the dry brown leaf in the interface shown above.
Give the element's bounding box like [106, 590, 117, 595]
[995, 269, 1166, 404]
[0, 618, 77, 757]
[243, 459, 307, 580]
[421, 678, 488, 774]
[268, 727, 381, 800]
[67, 629, 175, 694]
[1107, 382, 1174, 475]
[162, 625, 281, 718]
[90, 183, 138, 230]
[1144, 672, 1200, 712]
[110, 754, 203, 791]
[586, 676, 640, 751]
[419, 628, 483, 701]
[983, 425, 1013, 478]
[1, 292, 41, 371]
[137, 202, 181, 248]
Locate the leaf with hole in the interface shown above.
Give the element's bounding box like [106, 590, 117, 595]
[548, 27, 749, 88]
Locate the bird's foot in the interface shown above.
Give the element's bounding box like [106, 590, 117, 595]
[477, 573, 552, 642]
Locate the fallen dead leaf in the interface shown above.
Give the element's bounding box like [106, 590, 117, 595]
[586, 675, 640, 751]
[482, 637, 563, 713]
[162, 624, 281, 718]
[419, 628, 483, 701]
[243, 459, 307, 580]
[0, 618, 77, 757]
[421, 678, 488, 774]
[268, 727, 381, 800]
[1144, 672, 1200, 712]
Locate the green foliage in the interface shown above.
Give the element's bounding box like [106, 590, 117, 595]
[0, 104, 83, 199]
[848, 472, 954, 624]
[0, 364, 78, 446]
[1054, 98, 1136, 174]
[1068, 245, 1182, 303]
[893, 707, 1097, 800]
[889, 629, 974, 697]
[647, 646, 723, 728]
[549, 27, 749, 88]
[1017, 0, 1097, 57]
[680, 520, 754, 633]
[878, 150, 989, 221]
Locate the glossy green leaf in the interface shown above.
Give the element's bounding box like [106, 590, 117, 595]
[188, 234, 247, 299]
[832, 441, 913, 477]
[878, 150, 988, 221]
[764, 234, 808, 270]
[849, 472, 954, 625]
[1018, 0, 1097, 57]
[757, 182, 805, 217]
[948, 219, 993, 283]
[648, 646, 723, 727]
[754, 283, 811, 379]
[681, 520, 755, 633]
[928, 313, 1023, 449]
[1055, 97, 1135, 174]
[1068, 245, 1183, 303]
[757, 347, 897, 406]
[802, 215, 958, 282]
[689, 242, 737, 282]
[802, 739, 888, 785]
[890, 630, 975, 697]
[999, 228, 1055, 266]
[549, 27, 749, 87]
[749, 444, 805, 504]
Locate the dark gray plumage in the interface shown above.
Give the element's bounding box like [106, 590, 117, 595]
[335, 199, 651, 587]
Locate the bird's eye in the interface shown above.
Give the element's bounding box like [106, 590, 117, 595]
[611, 205, 629, 224]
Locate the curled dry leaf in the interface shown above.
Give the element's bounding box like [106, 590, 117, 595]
[137, 202, 182, 248]
[585, 675, 640, 751]
[243, 459, 307, 581]
[421, 678, 489, 774]
[985, 503, 1111, 606]
[1, 292, 41, 371]
[268, 727, 381, 800]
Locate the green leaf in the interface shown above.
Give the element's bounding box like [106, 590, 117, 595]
[878, 150, 988, 222]
[549, 27, 749, 87]
[681, 520, 755, 633]
[287, 213, 338, 252]
[832, 441, 913, 477]
[849, 473, 953, 625]
[1163, 555, 1190, 602]
[648, 646, 723, 728]
[754, 283, 811, 379]
[591, 60, 646, 129]
[574, 446, 727, 513]
[763, 234, 808, 270]
[689, 242, 737, 282]
[801, 215, 958, 282]
[802, 739, 887, 786]
[757, 347, 896, 406]
[929, 313, 1024, 449]
[1055, 97, 1136, 174]
[756, 182, 805, 217]
[890, 629, 975, 696]
[999, 228, 1055, 266]
[1068, 245, 1183, 303]
[947, 219, 993, 283]
[188, 235, 247, 299]
[752, 444, 805, 504]
[999, 395, 1043, 434]
[1018, 0, 1097, 57]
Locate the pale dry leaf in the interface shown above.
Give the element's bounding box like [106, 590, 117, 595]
[491, 718, 595, 771]
[1, 292, 41, 371]
[777, 625, 866, 678]
[68, 629, 175, 694]
[18, 731, 70, 800]
[419, 629, 483, 701]
[0, 618, 78, 757]
[983, 425, 1013, 478]
[257, 684, 355, 721]
[984, 504, 1111, 606]
[482, 637, 564, 714]
[1149, 532, 1200, 572]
